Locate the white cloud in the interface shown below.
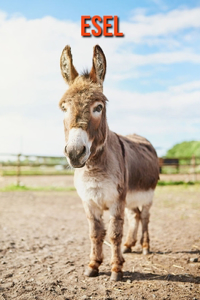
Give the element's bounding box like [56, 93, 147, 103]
[169, 80, 200, 93]
[0, 113, 64, 155]
[106, 81, 200, 123]
[126, 7, 200, 42]
[108, 51, 200, 77]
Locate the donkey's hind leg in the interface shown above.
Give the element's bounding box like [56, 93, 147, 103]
[83, 201, 106, 277]
[140, 203, 152, 255]
[123, 207, 141, 253]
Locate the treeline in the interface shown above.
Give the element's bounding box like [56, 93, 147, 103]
[166, 141, 200, 158]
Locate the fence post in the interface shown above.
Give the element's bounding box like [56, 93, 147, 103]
[191, 155, 196, 182]
[0, 162, 2, 176]
[17, 154, 21, 186]
[176, 161, 179, 174]
[158, 158, 163, 174]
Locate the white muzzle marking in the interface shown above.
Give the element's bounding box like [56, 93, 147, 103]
[66, 128, 92, 167]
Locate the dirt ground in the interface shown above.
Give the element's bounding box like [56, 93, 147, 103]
[0, 181, 200, 299]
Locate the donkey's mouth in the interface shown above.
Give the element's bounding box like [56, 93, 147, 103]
[70, 161, 86, 168]
[65, 154, 87, 168]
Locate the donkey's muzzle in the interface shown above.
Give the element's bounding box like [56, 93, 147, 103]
[65, 144, 87, 168]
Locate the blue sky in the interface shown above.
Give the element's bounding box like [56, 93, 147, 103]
[1, 0, 200, 20]
[0, 0, 200, 156]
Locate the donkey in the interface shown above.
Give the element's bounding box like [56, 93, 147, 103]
[59, 44, 159, 281]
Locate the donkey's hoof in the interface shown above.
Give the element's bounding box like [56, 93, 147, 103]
[142, 248, 149, 255]
[110, 271, 123, 281]
[84, 267, 99, 277]
[123, 246, 132, 254]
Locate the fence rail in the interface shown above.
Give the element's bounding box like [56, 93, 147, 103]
[0, 153, 200, 184]
[0, 153, 72, 184]
[158, 156, 200, 179]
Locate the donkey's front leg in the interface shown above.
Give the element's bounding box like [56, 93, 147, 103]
[108, 201, 125, 281]
[83, 201, 106, 277]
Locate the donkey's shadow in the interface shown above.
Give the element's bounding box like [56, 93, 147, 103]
[130, 250, 200, 255]
[99, 271, 200, 284]
[122, 271, 200, 284]
[99, 249, 200, 284]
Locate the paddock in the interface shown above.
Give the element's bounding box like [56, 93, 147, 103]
[0, 183, 200, 299]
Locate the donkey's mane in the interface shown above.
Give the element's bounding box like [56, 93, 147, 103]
[59, 74, 108, 113]
[80, 69, 90, 79]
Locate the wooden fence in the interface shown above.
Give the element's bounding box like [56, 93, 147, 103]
[0, 153, 71, 185]
[0, 153, 200, 184]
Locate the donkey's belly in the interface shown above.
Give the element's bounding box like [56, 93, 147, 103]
[74, 174, 119, 210]
[126, 189, 154, 209]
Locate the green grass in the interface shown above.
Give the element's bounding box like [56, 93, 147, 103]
[157, 180, 199, 186]
[0, 184, 76, 192]
[1, 181, 199, 192]
[1, 170, 74, 176]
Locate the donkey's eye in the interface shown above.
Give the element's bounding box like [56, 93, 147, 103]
[93, 104, 103, 113]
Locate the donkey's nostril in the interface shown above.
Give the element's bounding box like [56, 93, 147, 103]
[66, 145, 86, 162]
[64, 145, 68, 154]
[81, 146, 86, 156]
[75, 145, 86, 159]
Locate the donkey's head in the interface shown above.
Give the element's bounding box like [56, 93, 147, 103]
[59, 45, 108, 168]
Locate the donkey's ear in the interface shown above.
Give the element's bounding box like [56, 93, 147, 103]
[60, 45, 79, 85]
[90, 45, 106, 84]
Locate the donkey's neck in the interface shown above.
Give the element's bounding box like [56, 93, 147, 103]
[85, 127, 112, 170]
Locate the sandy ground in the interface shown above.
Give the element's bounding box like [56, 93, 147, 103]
[0, 176, 75, 189]
[0, 184, 200, 300]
